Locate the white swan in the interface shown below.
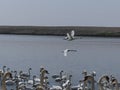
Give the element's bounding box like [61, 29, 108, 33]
[62, 49, 77, 56]
[64, 30, 75, 41]
[27, 75, 40, 86]
[19, 68, 32, 80]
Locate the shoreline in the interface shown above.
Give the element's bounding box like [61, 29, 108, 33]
[0, 26, 120, 37]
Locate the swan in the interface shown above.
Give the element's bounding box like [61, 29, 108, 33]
[40, 68, 49, 86]
[64, 30, 75, 41]
[19, 68, 32, 80]
[76, 70, 96, 90]
[83, 75, 95, 90]
[35, 68, 49, 90]
[27, 75, 40, 87]
[1, 72, 12, 90]
[98, 75, 119, 90]
[62, 49, 77, 56]
[53, 71, 64, 82]
[110, 77, 119, 90]
[54, 71, 71, 89]
[98, 75, 110, 90]
[54, 75, 67, 83]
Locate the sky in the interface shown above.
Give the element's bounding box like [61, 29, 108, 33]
[0, 0, 120, 27]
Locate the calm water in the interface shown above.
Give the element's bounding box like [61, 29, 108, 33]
[0, 35, 120, 87]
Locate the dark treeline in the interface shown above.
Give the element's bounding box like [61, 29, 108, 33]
[0, 26, 120, 37]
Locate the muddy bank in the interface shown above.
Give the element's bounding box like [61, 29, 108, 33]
[0, 26, 120, 37]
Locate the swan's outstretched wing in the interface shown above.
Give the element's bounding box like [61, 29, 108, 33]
[71, 30, 75, 38]
[66, 33, 71, 40]
[64, 49, 68, 56]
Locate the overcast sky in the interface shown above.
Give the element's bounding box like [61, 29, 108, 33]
[0, 0, 120, 27]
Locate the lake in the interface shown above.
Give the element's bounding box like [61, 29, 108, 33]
[0, 35, 120, 87]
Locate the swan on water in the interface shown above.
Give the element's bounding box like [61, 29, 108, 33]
[64, 30, 75, 41]
[1, 72, 13, 90]
[19, 68, 32, 80]
[62, 49, 77, 56]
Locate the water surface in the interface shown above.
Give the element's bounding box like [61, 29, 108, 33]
[0, 35, 120, 86]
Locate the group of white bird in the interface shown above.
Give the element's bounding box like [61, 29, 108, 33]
[0, 66, 119, 90]
[51, 69, 120, 90]
[0, 66, 49, 90]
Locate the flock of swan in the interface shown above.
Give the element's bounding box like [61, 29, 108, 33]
[0, 65, 120, 90]
[0, 30, 119, 90]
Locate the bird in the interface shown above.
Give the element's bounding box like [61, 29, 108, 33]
[19, 68, 32, 80]
[62, 49, 77, 56]
[1, 72, 13, 90]
[64, 30, 75, 41]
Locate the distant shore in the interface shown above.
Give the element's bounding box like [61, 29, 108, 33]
[0, 26, 120, 37]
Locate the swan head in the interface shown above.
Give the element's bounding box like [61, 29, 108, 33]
[40, 66, 44, 72]
[45, 70, 49, 74]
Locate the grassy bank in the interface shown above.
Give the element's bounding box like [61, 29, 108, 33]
[0, 26, 120, 37]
